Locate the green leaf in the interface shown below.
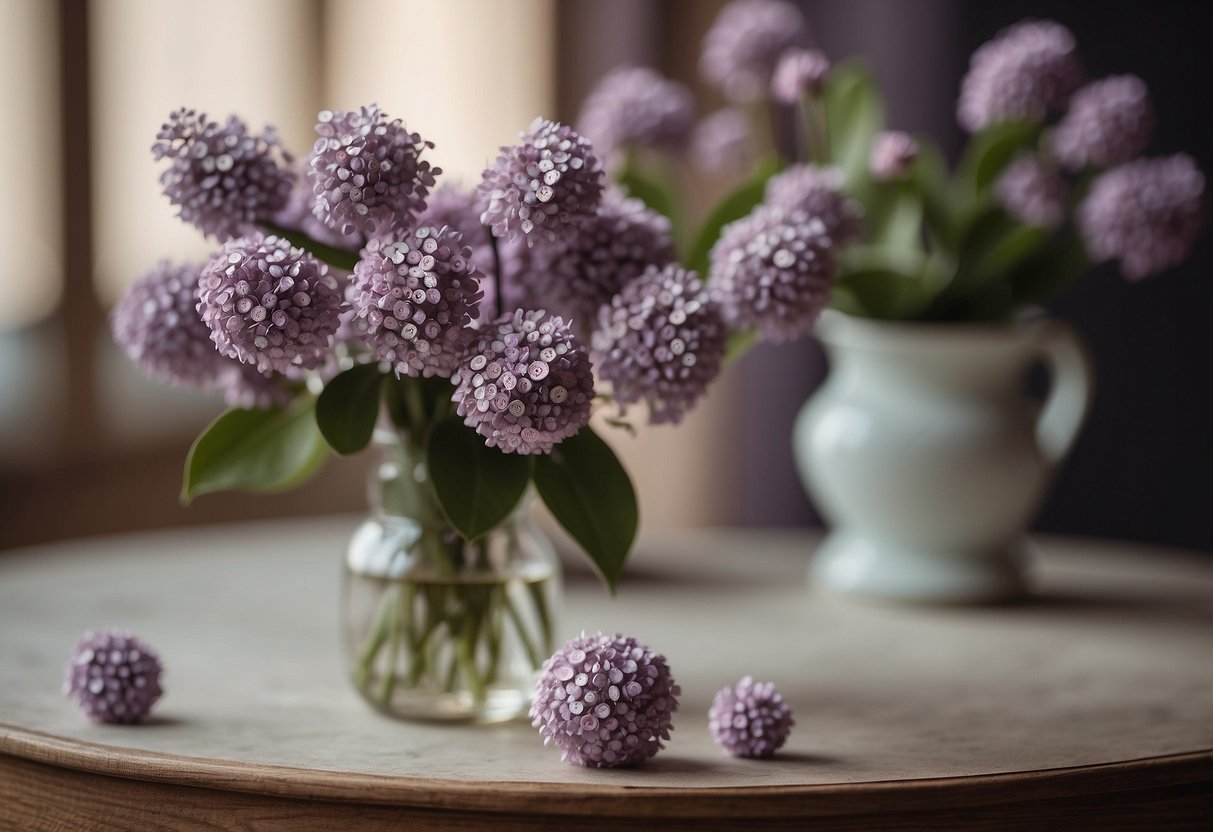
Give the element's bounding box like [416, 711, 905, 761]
[724, 328, 758, 364]
[617, 165, 676, 225]
[426, 417, 532, 542]
[954, 119, 1040, 202]
[686, 174, 770, 277]
[315, 363, 384, 455]
[182, 395, 328, 503]
[822, 61, 885, 190]
[533, 427, 637, 593]
[958, 208, 1050, 288]
[869, 184, 924, 251]
[260, 221, 360, 271]
[911, 137, 956, 248]
[1008, 227, 1091, 304]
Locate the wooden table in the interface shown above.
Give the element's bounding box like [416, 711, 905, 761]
[1, 519, 1210, 830]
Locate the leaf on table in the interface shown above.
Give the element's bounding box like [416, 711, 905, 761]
[182, 394, 329, 503]
[533, 427, 637, 593]
[426, 417, 532, 542]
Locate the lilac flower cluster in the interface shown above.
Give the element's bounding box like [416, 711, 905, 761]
[870, 131, 919, 181]
[308, 104, 438, 239]
[152, 108, 294, 240]
[764, 165, 863, 245]
[709, 205, 837, 341]
[957, 20, 1083, 132]
[1078, 154, 1205, 280]
[771, 48, 831, 104]
[691, 108, 756, 174]
[519, 189, 676, 329]
[197, 234, 343, 374]
[708, 676, 795, 758]
[700, 0, 812, 102]
[594, 265, 727, 425]
[478, 118, 604, 247]
[578, 65, 695, 159]
[530, 632, 680, 768]
[1051, 75, 1154, 171]
[452, 310, 594, 454]
[995, 155, 1068, 230]
[350, 227, 483, 378]
[64, 629, 163, 724]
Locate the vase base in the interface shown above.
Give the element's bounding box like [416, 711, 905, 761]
[354, 682, 532, 724]
[809, 531, 1031, 604]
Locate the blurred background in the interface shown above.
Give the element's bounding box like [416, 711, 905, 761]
[0, 0, 1208, 552]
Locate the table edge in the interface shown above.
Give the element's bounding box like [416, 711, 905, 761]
[2, 724, 1210, 819]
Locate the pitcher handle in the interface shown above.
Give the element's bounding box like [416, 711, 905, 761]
[1033, 320, 1095, 467]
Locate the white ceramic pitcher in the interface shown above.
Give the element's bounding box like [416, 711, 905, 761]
[794, 310, 1093, 603]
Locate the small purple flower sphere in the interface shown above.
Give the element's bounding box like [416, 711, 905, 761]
[995, 155, 1068, 230]
[197, 234, 344, 374]
[578, 65, 696, 158]
[64, 629, 163, 724]
[708, 676, 794, 759]
[593, 264, 727, 425]
[519, 189, 677, 329]
[452, 309, 594, 454]
[771, 48, 831, 104]
[764, 165, 863, 245]
[350, 227, 483, 378]
[478, 118, 605, 247]
[152, 108, 295, 241]
[110, 260, 225, 392]
[700, 0, 812, 103]
[308, 104, 439, 239]
[274, 178, 365, 252]
[1051, 75, 1155, 171]
[709, 205, 837, 342]
[957, 19, 1083, 133]
[870, 131, 920, 181]
[1078, 154, 1205, 281]
[691, 108, 756, 174]
[530, 632, 680, 768]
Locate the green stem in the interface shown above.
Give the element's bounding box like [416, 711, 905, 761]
[457, 589, 487, 704]
[353, 585, 395, 690]
[526, 580, 554, 655]
[259, 221, 359, 271]
[503, 585, 543, 670]
[378, 586, 403, 704]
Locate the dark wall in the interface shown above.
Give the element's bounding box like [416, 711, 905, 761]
[735, 0, 1212, 551]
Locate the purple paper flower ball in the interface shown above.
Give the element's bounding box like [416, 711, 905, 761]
[691, 109, 756, 174]
[197, 234, 344, 374]
[764, 165, 863, 245]
[152, 108, 295, 241]
[519, 189, 677, 329]
[700, 0, 812, 103]
[530, 632, 680, 768]
[1078, 154, 1205, 281]
[593, 264, 727, 425]
[708, 676, 794, 758]
[64, 629, 163, 724]
[870, 131, 920, 181]
[995, 155, 1068, 230]
[452, 309, 594, 454]
[1051, 75, 1155, 171]
[110, 260, 226, 392]
[957, 19, 1083, 133]
[308, 104, 439, 239]
[273, 178, 365, 252]
[709, 205, 837, 342]
[578, 65, 696, 158]
[771, 48, 831, 104]
[349, 227, 483, 378]
[478, 118, 605, 247]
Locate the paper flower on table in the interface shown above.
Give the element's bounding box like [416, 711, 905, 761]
[957, 19, 1083, 132]
[197, 233, 344, 375]
[995, 155, 1068, 230]
[478, 118, 604, 247]
[516, 189, 677, 329]
[152, 108, 295, 242]
[1078, 154, 1205, 280]
[578, 65, 695, 159]
[308, 104, 439, 239]
[710, 205, 837, 342]
[708, 676, 794, 758]
[530, 632, 680, 768]
[452, 309, 594, 454]
[64, 629, 163, 724]
[700, 0, 812, 103]
[349, 227, 483, 379]
[764, 165, 863, 245]
[593, 264, 727, 425]
[1050, 75, 1155, 171]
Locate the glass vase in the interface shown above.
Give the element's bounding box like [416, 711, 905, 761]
[343, 430, 561, 723]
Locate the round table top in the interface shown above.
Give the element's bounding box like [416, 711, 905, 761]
[1, 518, 1211, 827]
